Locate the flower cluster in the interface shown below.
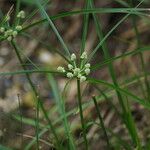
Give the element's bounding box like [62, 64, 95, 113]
[57, 51, 91, 82]
[0, 10, 25, 41]
[17, 10, 25, 19]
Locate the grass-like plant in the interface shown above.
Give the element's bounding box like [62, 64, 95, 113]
[0, 0, 150, 149]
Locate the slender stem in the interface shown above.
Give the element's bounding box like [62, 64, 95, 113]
[35, 95, 40, 150]
[77, 79, 88, 150]
[80, 0, 90, 55]
[14, 0, 20, 26]
[36, 0, 70, 57]
[92, 96, 111, 150]
[124, 96, 142, 150]
[11, 40, 62, 150]
[17, 94, 23, 149]
[129, 0, 150, 101]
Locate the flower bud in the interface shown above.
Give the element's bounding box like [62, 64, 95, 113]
[77, 74, 81, 78]
[12, 31, 18, 37]
[0, 27, 5, 33]
[57, 66, 65, 73]
[67, 72, 73, 78]
[16, 25, 22, 31]
[17, 10, 25, 18]
[7, 36, 12, 41]
[80, 76, 86, 82]
[73, 68, 80, 75]
[85, 63, 90, 68]
[85, 68, 90, 75]
[68, 64, 73, 70]
[81, 52, 87, 59]
[71, 53, 76, 61]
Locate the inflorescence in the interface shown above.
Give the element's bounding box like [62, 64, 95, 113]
[0, 10, 25, 41]
[57, 51, 91, 82]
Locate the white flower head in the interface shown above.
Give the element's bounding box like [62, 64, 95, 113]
[73, 68, 80, 75]
[17, 10, 25, 18]
[85, 68, 90, 75]
[0, 27, 5, 33]
[85, 63, 90, 68]
[77, 74, 82, 78]
[67, 72, 73, 78]
[57, 66, 65, 73]
[7, 36, 12, 41]
[12, 31, 18, 37]
[16, 25, 22, 31]
[5, 29, 13, 37]
[80, 76, 86, 82]
[81, 52, 87, 59]
[68, 64, 73, 70]
[71, 53, 76, 61]
[57, 51, 91, 82]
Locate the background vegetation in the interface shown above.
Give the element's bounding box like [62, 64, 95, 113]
[0, 0, 150, 149]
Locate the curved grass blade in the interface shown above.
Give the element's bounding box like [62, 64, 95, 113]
[88, 78, 150, 110]
[92, 96, 112, 149]
[91, 46, 150, 71]
[21, 8, 148, 33]
[14, 72, 150, 148]
[47, 73, 76, 150]
[80, 0, 90, 55]
[11, 40, 63, 150]
[35, 0, 70, 56]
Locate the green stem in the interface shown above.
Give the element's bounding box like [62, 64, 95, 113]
[92, 96, 111, 150]
[14, 0, 21, 26]
[129, 0, 150, 101]
[11, 40, 62, 150]
[80, 0, 90, 55]
[36, 94, 40, 150]
[90, 0, 143, 149]
[77, 79, 88, 150]
[17, 94, 23, 149]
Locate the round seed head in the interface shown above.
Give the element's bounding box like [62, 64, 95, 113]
[81, 52, 87, 59]
[77, 74, 82, 78]
[73, 68, 80, 75]
[7, 36, 12, 41]
[85, 63, 90, 68]
[5, 29, 13, 36]
[80, 76, 86, 82]
[12, 31, 18, 37]
[17, 10, 25, 18]
[67, 72, 73, 78]
[71, 53, 76, 61]
[68, 64, 73, 70]
[57, 66, 65, 73]
[16, 25, 22, 31]
[0, 27, 5, 33]
[85, 68, 90, 75]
